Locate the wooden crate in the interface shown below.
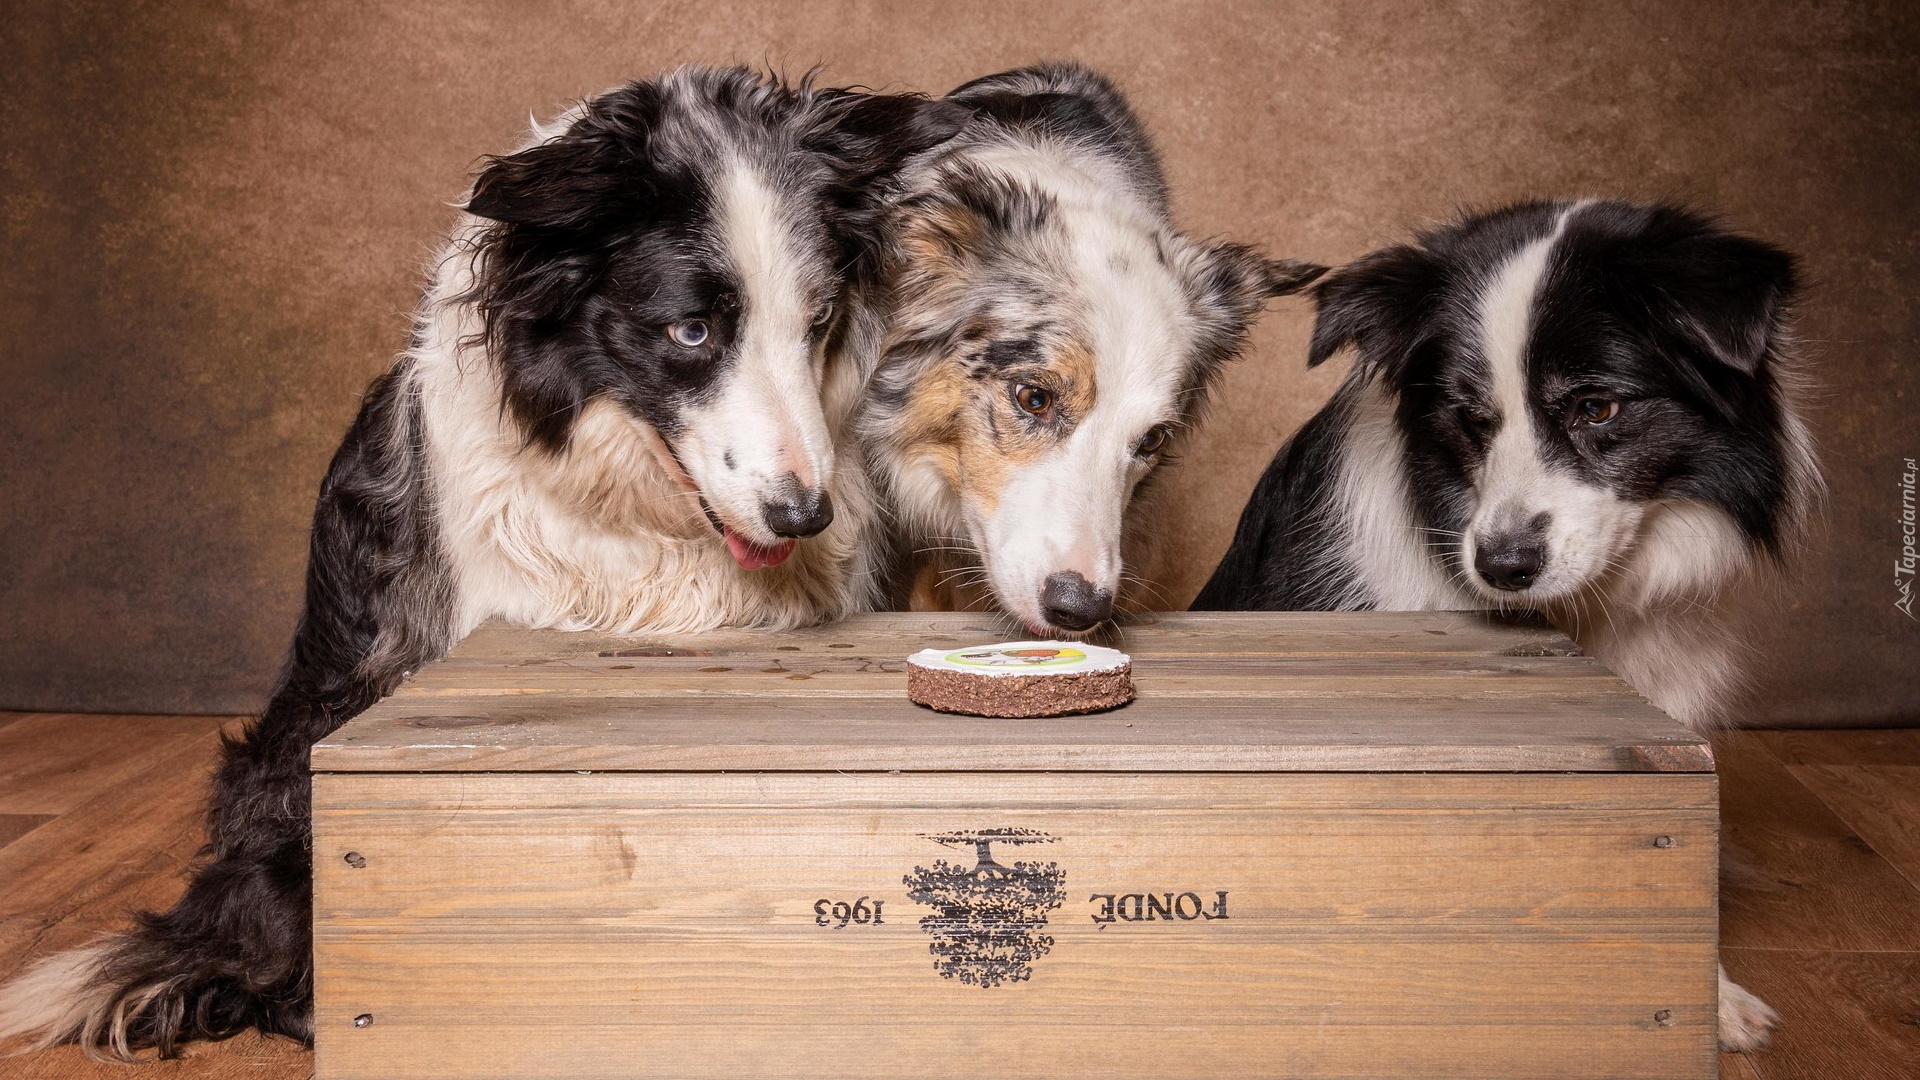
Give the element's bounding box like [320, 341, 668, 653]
[311, 611, 1718, 1080]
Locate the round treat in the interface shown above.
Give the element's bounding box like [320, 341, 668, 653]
[906, 641, 1134, 718]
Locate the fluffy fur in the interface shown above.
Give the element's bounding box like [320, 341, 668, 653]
[1193, 198, 1819, 1049]
[851, 63, 1324, 635]
[0, 66, 965, 1058]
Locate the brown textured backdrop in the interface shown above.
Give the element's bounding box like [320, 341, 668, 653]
[2, 0, 1915, 724]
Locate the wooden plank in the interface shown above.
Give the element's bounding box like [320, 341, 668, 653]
[322, 612, 1702, 774]
[311, 776, 1719, 934]
[315, 693, 1707, 773]
[315, 819, 1712, 936]
[312, 772, 1717, 1080]
[1749, 728, 1920, 767]
[0, 714, 308, 1078]
[1784, 765, 1920, 890]
[0, 814, 55, 851]
[1747, 730, 1920, 889]
[319, 953, 1712, 1079]
[6, 1031, 310, 1080]
[1714, 732, 1920, 951]
[446, 610, 1579, 662]
[0, 713, 231, 815]
[1718, 948, 1920, 1080]
[394, 652, 1630, 700]
[0, 723, 233, 980]
[313, 771, 1721, 812]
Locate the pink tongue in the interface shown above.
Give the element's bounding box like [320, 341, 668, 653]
[724, 528, 796, 570]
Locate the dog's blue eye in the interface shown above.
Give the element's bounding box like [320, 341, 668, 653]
[667, 320, 709, 348]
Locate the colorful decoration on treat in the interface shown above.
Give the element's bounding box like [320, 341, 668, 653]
[906, 640, 1134, 717]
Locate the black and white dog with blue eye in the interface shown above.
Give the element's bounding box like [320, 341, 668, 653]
[0, 66, 965, 1059]
[1194, 198, 1820, 1050]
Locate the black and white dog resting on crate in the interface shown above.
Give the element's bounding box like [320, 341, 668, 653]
[852, 62, 1325, 634]
[1192, 199, 1820, 1050]
[0, 67, 967, 1057]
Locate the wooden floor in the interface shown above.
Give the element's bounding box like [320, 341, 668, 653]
[0, 711, 1916, 1079]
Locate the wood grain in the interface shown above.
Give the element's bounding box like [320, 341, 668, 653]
[313, 772, 1718, 1080]
[1719, 948, 1920, 1080]
[1714, 733, 1920, 952]
[1747, 729, 1920, 893]
[20, 716, 1907, 1079]
[315, 771, 1721, 812]
[0, 714, 309, 1078]
[397, 651, 1631, 698]
[316, 700, 1707, 774]
[318, 613, 1707, 775]
[0, 713, 228, 815]
[446, 610, 1579, 661]
[1750, 728, 1920, 767]
[0, 722, 234, 980]
[307, 614, 1716, 1077]
[1781, 765, 1920, 890]
[3, 1031, 311, 1080]
[0, 814, 55, 851]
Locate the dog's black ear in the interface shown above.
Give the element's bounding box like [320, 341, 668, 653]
[1628, 219, 1799, 375]
[809, 93, 973, 182]
[1265, 258, 1329, 297]
[466, 86, 665, 229]
[1191, 243, 1326, 325]
[467, 140, 620, 228]
[1306, 244, 1442, 371]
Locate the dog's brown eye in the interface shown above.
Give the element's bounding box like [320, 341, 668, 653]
[1575, 397, 1620, 425]
[1135, 425, 1170, 457]
[1014, 384, 1054, 416]
[667, 320, 709, 348]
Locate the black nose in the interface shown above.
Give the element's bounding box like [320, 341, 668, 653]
[1474, 532, 1546, 591]
[1040, 571, 1114, 631]
[760, 476, 834, 539]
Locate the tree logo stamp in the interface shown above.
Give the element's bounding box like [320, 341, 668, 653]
[903, 829, 1066, 987]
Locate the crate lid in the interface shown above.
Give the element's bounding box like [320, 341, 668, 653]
[311, 611, 1710, 774]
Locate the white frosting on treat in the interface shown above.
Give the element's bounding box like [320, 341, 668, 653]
[906, 641, 1130, 677]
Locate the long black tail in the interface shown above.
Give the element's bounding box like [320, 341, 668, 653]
[0, 363, 454, 1058]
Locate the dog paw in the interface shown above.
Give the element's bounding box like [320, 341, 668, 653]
[1718, 967, 1779, 1052]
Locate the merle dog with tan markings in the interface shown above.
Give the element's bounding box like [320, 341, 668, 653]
[851, 63, 1324, 636]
